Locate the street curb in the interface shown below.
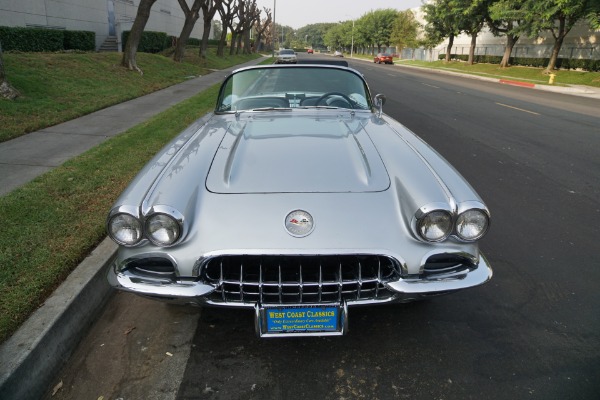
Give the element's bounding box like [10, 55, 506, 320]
[0, 237, 117, 400]
[342, 55, 600, 99]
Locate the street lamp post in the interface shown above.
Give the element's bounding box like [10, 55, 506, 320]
[272, 0, 276, 56]
[351, 19, 354, 58]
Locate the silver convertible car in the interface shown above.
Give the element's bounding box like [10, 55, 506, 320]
[107, 64, 492, 337]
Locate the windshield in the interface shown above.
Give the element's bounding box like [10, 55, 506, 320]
[216, 66, 372, 113]
[279, 49, 295, 55]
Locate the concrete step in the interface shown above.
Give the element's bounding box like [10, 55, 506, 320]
[98, 36, 118, 52]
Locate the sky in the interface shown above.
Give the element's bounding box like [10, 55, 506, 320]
[254, 0, 424, 29]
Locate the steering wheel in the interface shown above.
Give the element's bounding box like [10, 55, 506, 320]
[315, 92, 354, 108]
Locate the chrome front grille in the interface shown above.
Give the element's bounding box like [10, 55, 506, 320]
[199, 255, 402, 305]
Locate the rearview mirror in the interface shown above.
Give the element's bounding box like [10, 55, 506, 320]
[374, 94, 386, 117]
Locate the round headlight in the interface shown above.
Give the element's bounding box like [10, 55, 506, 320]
[417, 210, 453, 242]
[145, 213, 181, 246]
[456, 209, 489, 241]
[108, 213, 143, 246]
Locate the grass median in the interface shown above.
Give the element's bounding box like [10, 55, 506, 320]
[348, 53, 600, 87]
[0, 53, 274, 344]
[0, 84, 219, 344]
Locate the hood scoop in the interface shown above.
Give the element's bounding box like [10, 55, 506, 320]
[206, 117, 390, 194]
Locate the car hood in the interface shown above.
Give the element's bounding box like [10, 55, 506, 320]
[205, 114, 390, 193]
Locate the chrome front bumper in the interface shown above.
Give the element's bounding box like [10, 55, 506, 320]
[107, 254, 492, 305]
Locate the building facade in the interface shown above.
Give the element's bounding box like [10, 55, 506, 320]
[408, 7, 600, 61]
[0, 0, 206, 50]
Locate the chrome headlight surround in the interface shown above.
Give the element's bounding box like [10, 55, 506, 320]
[455, 206, 490, 242]
[413, 202, 490, 243]
[107, 205, 143, 247]
[414, 204, 454, 243]
[144, 206, 185, 247]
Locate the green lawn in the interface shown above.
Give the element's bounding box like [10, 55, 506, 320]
[0, 48, 262, 142]
[347, 52, 600, 87]
[0, 49, 266, 344]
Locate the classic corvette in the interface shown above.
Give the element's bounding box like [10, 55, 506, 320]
[106, 64, 492, 337]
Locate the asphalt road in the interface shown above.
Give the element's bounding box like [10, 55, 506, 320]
[48, 54, 600, 400]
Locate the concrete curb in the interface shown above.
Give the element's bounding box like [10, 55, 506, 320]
[343, 55, 600, 99]
[0, 238, 117, 400]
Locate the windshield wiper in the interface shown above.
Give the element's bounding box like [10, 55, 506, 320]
[297, 106, 340, 110]
[251, 107, 293, 112]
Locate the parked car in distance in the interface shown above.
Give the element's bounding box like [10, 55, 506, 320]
[374, 53, 394, 64]
[107, 64, 492, 338]
[275, 49, 297, 64]
[307, 48, 314, 54]
[333, 51, 344, 57]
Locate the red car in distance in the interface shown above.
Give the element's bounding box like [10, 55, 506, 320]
[374, 53, 393, 64]
[307, 49, 314, 54]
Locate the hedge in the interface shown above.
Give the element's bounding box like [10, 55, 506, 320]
[63, 30, 95, 51]
[0, 26, 95, 52]
[121, 30, 170, 53]
[186, 38, 219, 47]
[438, 53, 600, 72]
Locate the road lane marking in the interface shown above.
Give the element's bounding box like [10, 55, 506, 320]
[421, 83, 439, 89]
[495, 102, 540, 115]
[388, 74, 396, 77]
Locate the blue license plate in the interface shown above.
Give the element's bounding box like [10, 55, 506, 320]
[258, 304, 345, 337]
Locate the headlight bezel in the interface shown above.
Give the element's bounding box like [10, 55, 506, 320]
[107, 205, 185, 248]
[144, 208, 184, 247]
[107, 206, 143, 247]
[414, 202, 490, 243]
[455, 208, 490, 242]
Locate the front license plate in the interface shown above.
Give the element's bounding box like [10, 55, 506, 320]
[256, 303, 347, 337]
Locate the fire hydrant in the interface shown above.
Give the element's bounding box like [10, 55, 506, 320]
[548, 73, 556, 84]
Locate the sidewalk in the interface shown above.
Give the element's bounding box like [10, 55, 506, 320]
[0, 56, 266, 196]
[0, 56, 266, 400]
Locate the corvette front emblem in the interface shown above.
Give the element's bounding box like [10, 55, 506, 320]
[285, 210, 314, 237]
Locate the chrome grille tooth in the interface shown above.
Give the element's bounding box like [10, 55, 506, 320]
[220, 259, 226, 303]
[375, 257, 381, 299]
[318, 263, 323, 303]
[357, 258, 362, 301]
[338, 258, 343, 303]
[278, 262, 282, 305]
[239, 262, 244, 303]
[259, 259, 264, 304]
[299, 262, 303, 303]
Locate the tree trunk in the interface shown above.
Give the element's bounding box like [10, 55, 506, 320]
[173, 0, 202, 62]
[500, 34, 519, 68]
[121, 0, 157, 73]
[445, 34, 454, 62]
[217, 26, 228, 56]
[545, 16, 568, 73]
[235, 34, 243, 54]
[200, 20, 212, 59]
[0, 42, 20, 100]
[229, 32, 237, 55]
[243, 31, 251, 54]
[467, 32, 477, 65]
[199, 0, 221, 59]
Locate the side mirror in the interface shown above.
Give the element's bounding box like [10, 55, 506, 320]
[374, 94, 386, 117]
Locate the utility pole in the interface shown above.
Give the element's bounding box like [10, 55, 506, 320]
[272, 0, 276, 55]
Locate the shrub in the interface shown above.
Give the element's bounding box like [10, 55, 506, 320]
[438, 53, 600, 71]
[63, 30, 95, 51]
[122, 30, 170, 53]
[0, 26, 63, 52]
[0, 26, 95, 52]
